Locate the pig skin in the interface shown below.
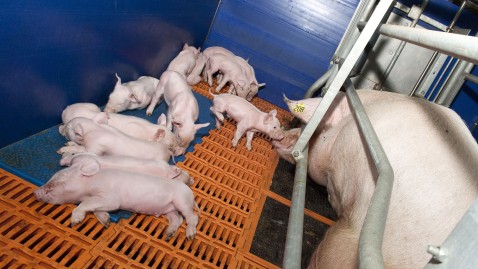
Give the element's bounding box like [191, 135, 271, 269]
[33, 163, 199, 240]
[60, 152, 194, 186]
[104, 74, 159, 113]
[209, 90, 284, 151]
[283, 90, 478, 268]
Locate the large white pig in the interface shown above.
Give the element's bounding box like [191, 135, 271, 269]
[60, 153, 194, 186]
[33, 160, 200, 240]
[210, 90, 284, 151]
[104, 74, 159, 113]
[59, 103, 181, 156]
[58, 115, 171, 162]
[166, 43, 200, 77]
[282, 90, 478, 268]
[146, 70, 210, 155]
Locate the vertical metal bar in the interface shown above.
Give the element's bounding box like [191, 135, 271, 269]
[293, 0, 395, 155]
[304, 68, 332, 98]
[409, 0, 467, 96]
[434, 59, 475, 106]
[282, 147, 308, 269]
[343, 80, 395, 269]
[376, 0, 429, 90]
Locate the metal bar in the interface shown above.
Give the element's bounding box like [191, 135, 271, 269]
[342, 80, 395, 269]
[464, 72, 478, 84]
[434, 59, 475, 106]
[376, 1, 429, 90]
[292, 0, 395, 155]
[428, 56, 455, 101]
[304, 68, 332, 98]
[408, 0, 468, 96]
[379, 24, 478, 65]
[282, 146, 308, 269]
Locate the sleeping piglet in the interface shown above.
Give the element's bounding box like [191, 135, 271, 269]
[166, 43, 201, 77]
[58, 114, 171, 162]
[59, 103, 181, 156]
[209, 90, 284, 150]
[104, 74, 159, 113]
[60, 152, 194, 186]
[33, 160, 200, 240]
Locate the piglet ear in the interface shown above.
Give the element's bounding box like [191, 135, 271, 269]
[92, 112, 109, 125]
[195, 122, 210, 130]
[157, 113, 167, 126]
[94, 211, 110, 227]
[269, 109, 278, 117]
[172, 121, 183, 128]
[79, 159, 100, 176]
[183, 43, 189, 50]
[59, 124, 66, 136]
[237, 80, 246, 88]
[73, 124, 84, 142]
[168, 167, 181, 179]
[129, 92, 140, 103]
[153, 129, 165, 141]
[264, 110, 277, 124]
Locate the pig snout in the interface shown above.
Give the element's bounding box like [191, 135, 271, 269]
[269, 129, 285, 140]
[103, 106, 116, 113]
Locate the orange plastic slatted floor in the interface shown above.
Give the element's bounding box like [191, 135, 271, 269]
[0, 81, 330, 269]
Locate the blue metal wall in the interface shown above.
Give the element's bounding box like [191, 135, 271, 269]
[205, 0, 478, 138]
[0, 0, 219, 148]
[203, 0, 359, 109]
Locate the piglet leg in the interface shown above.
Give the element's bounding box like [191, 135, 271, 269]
[232, 123, 247, 148]
[164, 211, 184, 240]
[71, 197, 120, 227]
[245, 131, 255, 151]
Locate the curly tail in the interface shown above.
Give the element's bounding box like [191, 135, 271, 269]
[208, 87, 217, 97]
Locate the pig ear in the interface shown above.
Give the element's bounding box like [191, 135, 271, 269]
[183, 43, 189, 50]
[195, 122, 210, 130]
[115, 73, 122, 86]
[73, 124, 84, 141]
[94, 211, 111, 227]
[168, 167, 181, 179]
[92, 112, 109, 125]
[269, 109, 278, 117]
[129, 92, 140, 103]
[172, 121, 183, 128]
[59, 124, 66, 136]
[154, 129, 165, 141]
[237, 80, 246, 88]
[264, 110, 277, 124]
[79, 159, 100, 176]
[157, 114, 167, 126]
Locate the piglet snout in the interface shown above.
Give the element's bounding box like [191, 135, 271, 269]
[33, 188, 44, 200]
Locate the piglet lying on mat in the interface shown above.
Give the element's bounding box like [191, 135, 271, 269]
[58, 114, 171, 162]
[33, 157, 200, 240]
[209, 89, 284, 151]
[60, 152, 194, 186]
[60, 103, 181, 156]
[104, 74, 159, 113]
[280, 90, 478, 268]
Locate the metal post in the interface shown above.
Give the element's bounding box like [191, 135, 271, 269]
[434, 59, 475, 106]
[375, 1, 429, 90]
[409, 0, 467, 96]
[282, 147, 308, 269]
[343, 80, 395, 269]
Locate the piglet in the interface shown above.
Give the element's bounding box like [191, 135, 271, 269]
[59, 103, 181, 156]
[209, 90, 284, 150]
[166, 43, 201, 77]
[205, 53, 249, 95]
[33, 160, 200, 240]
[186, 52, 207, 85]
[271, 128, 301, 164]
[232, 56, 265, 101]
[60, 152, 194, 186]
[146, 70, 210, 155]
[58, 114, 171, 162]
[104, 74, 159, 113]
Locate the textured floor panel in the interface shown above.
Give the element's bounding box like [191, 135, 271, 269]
[0, 81, 332, 268]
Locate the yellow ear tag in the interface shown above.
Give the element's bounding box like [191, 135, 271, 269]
[293, 103, 305, 113]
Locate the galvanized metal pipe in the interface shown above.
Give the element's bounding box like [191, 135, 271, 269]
[343, 80, 395, 269]
[379, 24, 478, 65]
[293, 0, 395, 155]
[407, 0, 468, 96]
[464, 73, 478, 84]
[434, 59, 475, 106]
[282, 147, 309, 269]
[304, 68, 332, 98]
[376, 0, 429, 90]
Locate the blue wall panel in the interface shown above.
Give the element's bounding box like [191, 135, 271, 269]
[0, 0, 219, 148]
[204, 0, 359, 110]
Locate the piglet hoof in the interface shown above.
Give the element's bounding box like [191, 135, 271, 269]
[246, 145, 252, 151]
[70, 209, 86, 227]
[231, 141, 238, 148]
[165, 231, 177, 241]
[186, 227, 196, 241]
